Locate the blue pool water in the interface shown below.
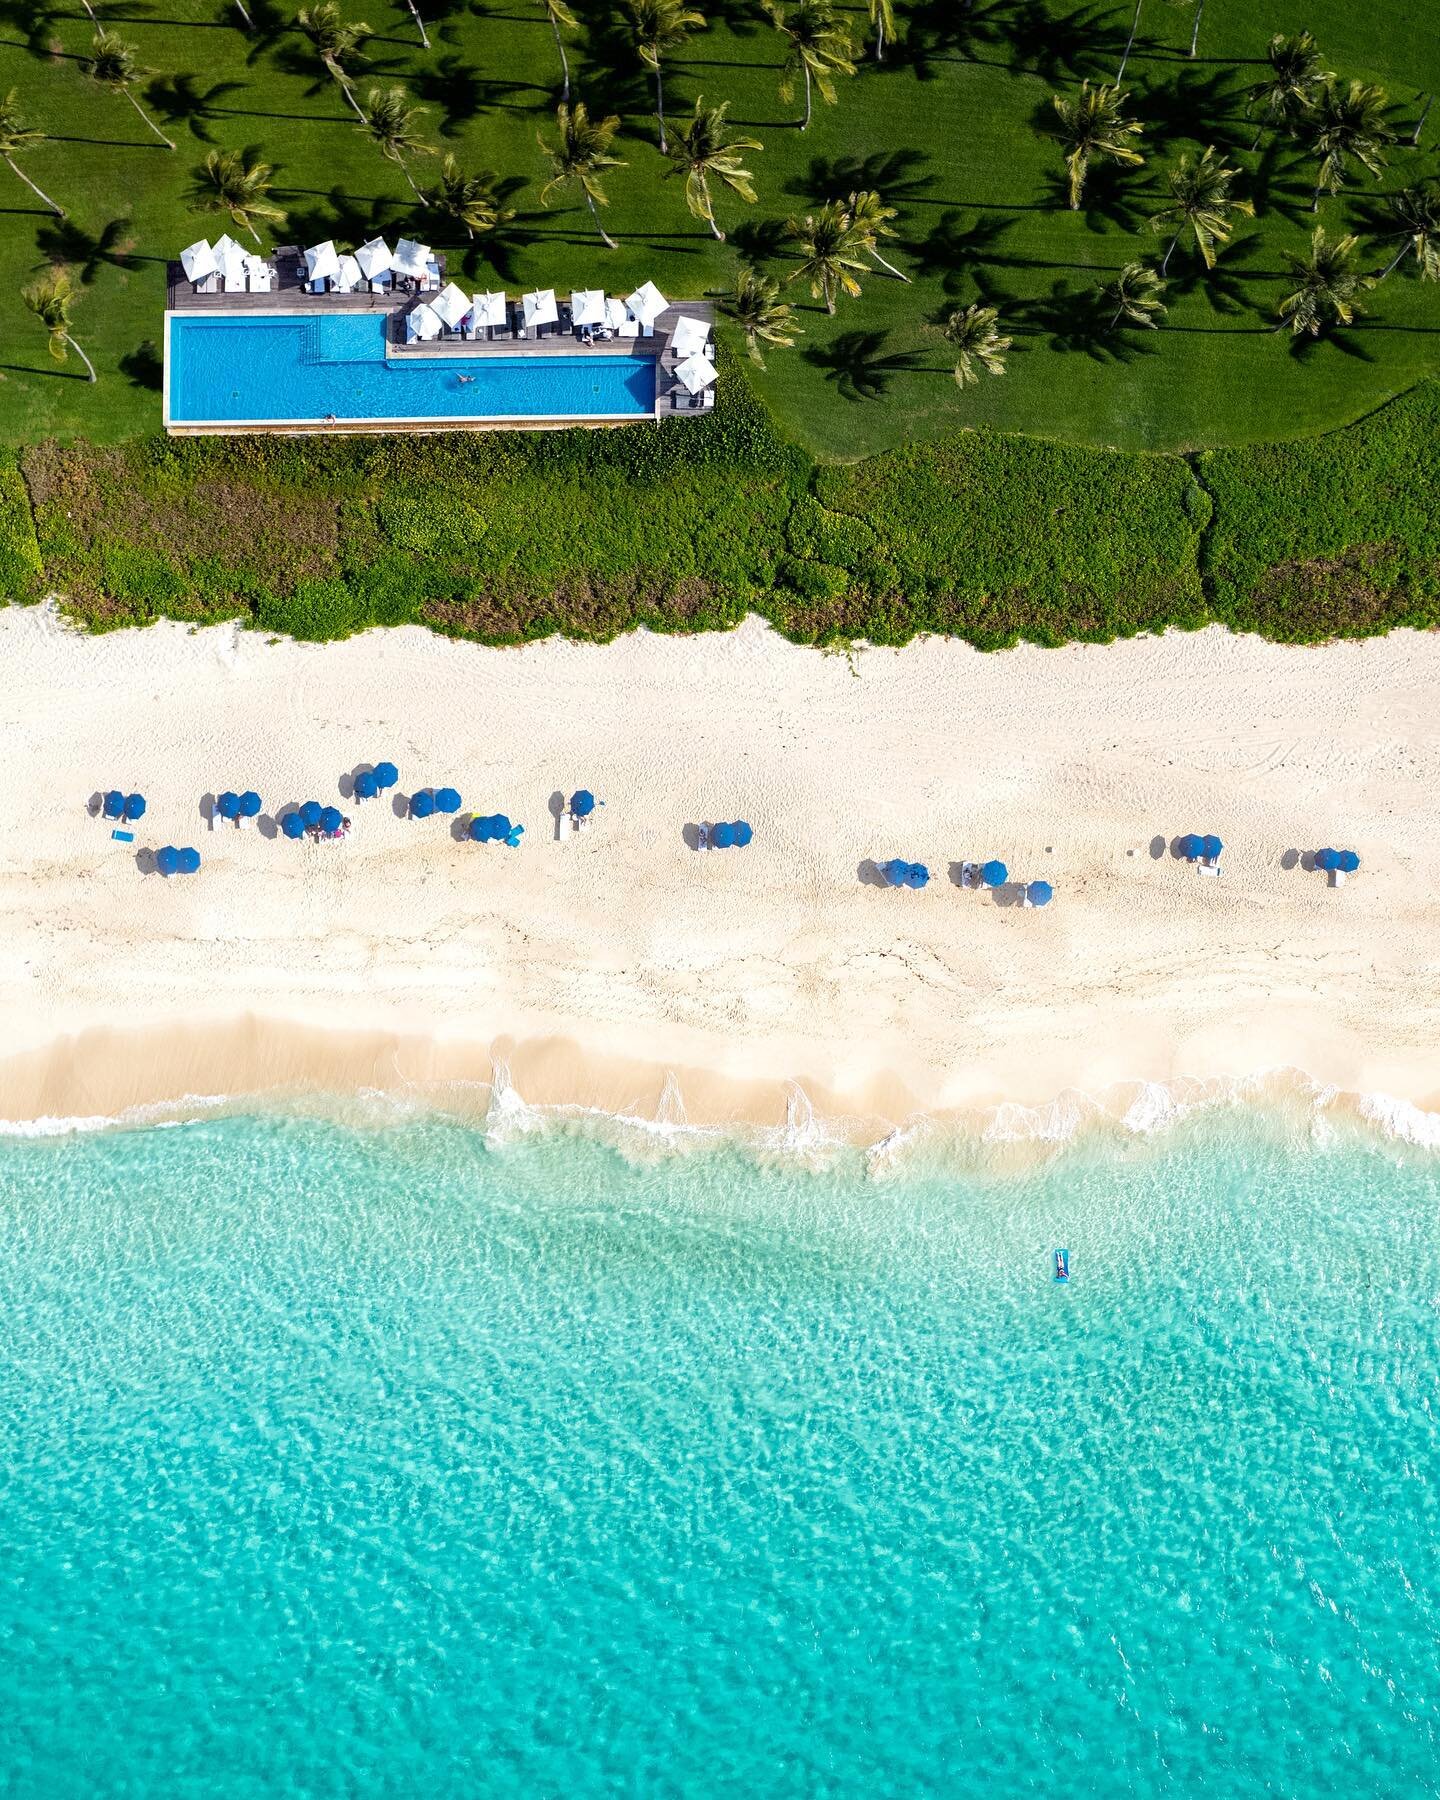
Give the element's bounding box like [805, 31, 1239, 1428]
[166, 313, 657, 424]
[2, 1103, 1438, 1795]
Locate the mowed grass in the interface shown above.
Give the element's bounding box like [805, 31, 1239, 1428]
[0, 0, 1437, 454]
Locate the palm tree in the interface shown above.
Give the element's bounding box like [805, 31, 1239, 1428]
[234, 2, 256, 27]
[665, 98, 759, 241]
[1276, 225, 1371, 334]
[358, 87, 435, 204]
[401, 0, 429, 48]
[1299, 79, 1394, 212]
[85, 31, 175, 150]
[867, 0, 894, 62]
[762, 0, 856, 131]
[296, 3, 372, 121]
[538, 101, 627, 249]
[22, 267, 95, 382]
[1115, 0, 1142, 83]
[845, 189, 909, 281]
[943, 303, 1011, 387]
[1413, 94, 1432, 147]
[431, 154, 513, 239]
[786, 200, 868, 312]
[627, 0, 704, 154]
[1100, 259, 1167, 331]
[1245, 31, 1329, 151]
[1051, 82, 1143, 211]
[1148, 145, 1252, 275]
[540, 0, 579, 103]
[189, 148, 287, 244]
[0, 89, 64, 217]
[1184, 0, 1204, 59]
[720, 266, 801, 365]
[1372, 180, 1440, 283]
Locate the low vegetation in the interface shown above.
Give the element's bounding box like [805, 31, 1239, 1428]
[6, 369, 1439, 652]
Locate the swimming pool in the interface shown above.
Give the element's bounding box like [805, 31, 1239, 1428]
[164, 312, 657, 429]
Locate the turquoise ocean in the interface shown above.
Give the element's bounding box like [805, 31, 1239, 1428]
[2, 1091, 1438, 1797]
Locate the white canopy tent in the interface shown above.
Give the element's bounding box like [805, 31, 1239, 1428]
[355, 236, 394, 281]
[242, 252, 273, 292]
[180, 238, 217, 283]
[571, 288, 606, 328]
[626, 280, 668, 327]
[675, 351, 718, 395]
[332, 253, 364, 293]
[392, 238, 433, 281]
[604, 297, 628, 330]
[407, 302, 443, 341]
[522, 288, 559, 329]
[304, 239, 341, 282]
[212, 233, 249, 287]
[431, 281, 472, 328]
[472, 291, 508, 329]
[670, 313, 710, 358]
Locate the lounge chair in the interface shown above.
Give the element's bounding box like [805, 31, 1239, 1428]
[697, 822, 710, 851]
[308, 277, 328, 295]
[641, 318, 655, 338]
[1329, 868, 1346, 887]
[960, 860, 978, 889]
[618, 316, 640, 339]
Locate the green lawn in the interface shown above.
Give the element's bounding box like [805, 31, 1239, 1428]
[0, 0, 1437, 454]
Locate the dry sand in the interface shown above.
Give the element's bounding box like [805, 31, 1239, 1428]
[2, 604, 1438, 1132]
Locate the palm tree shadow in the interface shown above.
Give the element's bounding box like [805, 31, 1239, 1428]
[410, 54, 536, 134]
[563, 7, 653, 123]
[803, 328, 928, 401]
[1161, 229, 1265, 317]
[0, 0, 62, 57]
[783, 147, 936, 210]
[1008, 0, 1121, 83]
[279, 183, 410, 249]
[146, 72, 248, 144]
[1022, 280, 1157, 363]
[890, 0, 1012, 80]
[119, 337, 163, 390]
[1136, 67, 1245, 153]
[729, 215, 791, 267]
[1038, 160, 1147, 235]
[34, 217, 140, 284]
[909, 208, 1018, 298]
[1286, 327, 1377, 365]
[444, 194, 539, 282]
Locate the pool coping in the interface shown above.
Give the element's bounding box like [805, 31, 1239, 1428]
[161, 310, 695, 435]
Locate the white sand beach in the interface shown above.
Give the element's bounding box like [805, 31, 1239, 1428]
[2, 604, 1439, 1131]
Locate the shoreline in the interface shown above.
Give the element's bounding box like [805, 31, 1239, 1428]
[4, 607, 1440, 1140]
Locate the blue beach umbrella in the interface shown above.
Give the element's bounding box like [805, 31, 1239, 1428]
[1202, 835, 1223, 860]
[281, 811, 307, 840]
[320, 806, 343, 835]
[904, 863, 930, 889]
[981, 859, 1008, 888]
[1315, 847, 1339, 871]
[882, 858, 909, 887]
[733, 820, 753, 847]
[374, 762, 399, 791]
[1338, 849, 1360, 873]
[156, 846, 180, 876]
[124, 794, 145, 821]
[468, 815, 490, 842]
[712, 822, 736, 849]
[1027, 880, 1053, 907]
[300, 800, 323, 828]
[178, 847, 201, 875]
[410, 790, 436, 820]
[571, 790, 595, 818]
[239, 791, 261, 817]
[103, 790, 125, 820]
[354, 770, 378, 801]
[1179, 834, 1203, 860]
[492, 814, 513, 841]
[217, 791, 241, 821]
[435, 787, 462, 815]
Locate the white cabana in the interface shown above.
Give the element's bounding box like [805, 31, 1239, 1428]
[571, 288, 606, 328]
[431, 281, 472, 328]
[355, 236, 393, 281]
[332, 253, 364, 293]
[180, 238, 217, 283]
[604, 296, 628, 329]
[407, 302, 443, 342]
[393, 237, 432, 281]
[304, 239, 341, 282]
[472, 290, 508, 329]
[214, 234, 250, 289]
[675, 351, 718, 395]
[626, 280, 668, 327]
[522, 288, 559, 329]
[670, 313, 710, 358]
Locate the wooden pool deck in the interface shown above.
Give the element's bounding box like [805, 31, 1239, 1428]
[165, 251, 717, 431]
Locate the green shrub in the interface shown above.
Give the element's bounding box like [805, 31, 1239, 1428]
[0, 451, 42, 602]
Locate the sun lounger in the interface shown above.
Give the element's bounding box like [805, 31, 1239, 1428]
[960, 861, 978, 889]
[1197, 860, 1219, 878]
[111, 828, 134, 843]
[697, 822, 710, 851]
[1329, 868, 1345, 887]
[308, 277, 328, 295]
